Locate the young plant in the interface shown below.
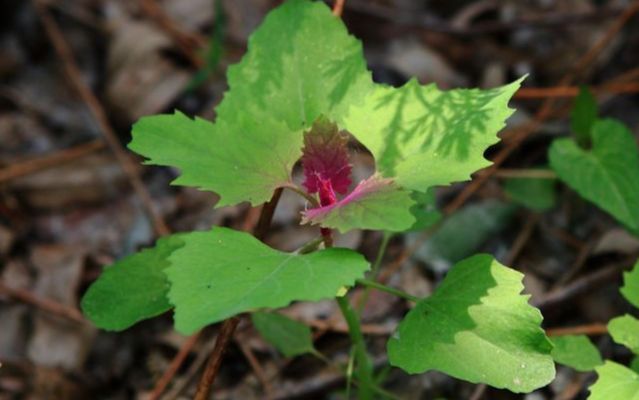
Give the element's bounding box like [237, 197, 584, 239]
[587, 261, 639, 399]
[546, 87, 639, 399]
[549, 87, 639, 235]
[82, 0, 558, 397]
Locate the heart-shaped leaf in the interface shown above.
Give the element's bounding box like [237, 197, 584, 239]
[550, 119, 639, 234]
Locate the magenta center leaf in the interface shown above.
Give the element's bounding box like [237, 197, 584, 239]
[302, 174, 416, 233]
[301, 117, 352, 206]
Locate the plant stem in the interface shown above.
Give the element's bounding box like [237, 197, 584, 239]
[356, 232, 391, 313]
[194, 316, 240, 400]
[332, 0, 346, 16]
[356, 279, 420, 303]
[281, 182, 319, 207]
[254, 188, 283, 240]
[494, 168, 557, 179]
[296, 236, 324, 254]
[336, 295, 375, 399]
[195, 189, 282, 398]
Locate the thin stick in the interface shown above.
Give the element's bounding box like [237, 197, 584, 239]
[515, 82, 639, 99]
[149, 332, 202, 400]
[138, 0, 205, 68]
[0, 140, 105, 183]
[494, 169, 556, 179]
[469, 384, 487, 400]
[32, 0, 170, 237]
[505, 214, 540, 266]
[552, 234, 600, 288]
[535, 262, 628, 310]
[194, 317, 240, 400]
[0, 281, 84, 323]
[346, 1, 624, 35]
[545, 323, 608, 337]
[332, 0, 346, 17]
[194, 188, 283, 398]
[306, 319, 393, 336]
[236, 339, 274, 397]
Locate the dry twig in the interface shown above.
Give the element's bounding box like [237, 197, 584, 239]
[0, 140, 106, 183]
[149, 332, 202, 400]
[32, 0, 170, 236]
[333, 0, 346, 17]
[138, 0, 206, 67]
[0, 281, 84, 324]
[194, 317, 241, 400]
[546, 323, 608, 337]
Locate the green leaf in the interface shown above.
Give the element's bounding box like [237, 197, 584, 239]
[167, 227, 369, 333]
[343, 77, 523, 192]
[504, 176, 556, 211]
[549, 119, 639, 234]
[81, 235, 185, 331]
[632, 357, 639, 373]
[252, 312, 315, 357]
[549, 335, 603, 371]
[302, 175, 416, 232]
[387, 254, 555, 393]
[129, 0, 371, 207]
[622, 260, 639, 308]
[128, 0, 522, 232]
[589, 361, 639, 400]
[570, 86, 597, 145]
[408, 189, 442, 231]
[608, 314, 639, 354]
[412, 200, 516, 265]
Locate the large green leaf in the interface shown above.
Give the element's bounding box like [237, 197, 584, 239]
[589, 361, 639, 400]
[81, 235, 185, 331]
[343, 77, 523, 192]
[622, 260, 639, 308]
[608, 314, 639, 355]
[252, 312, 315, 357]
[129, 0, 371, 207]
[166, 227, 369, 333]
[387, 254, 554, 393]
[549, 119, 639, 234]
[549, 335, 603, 371]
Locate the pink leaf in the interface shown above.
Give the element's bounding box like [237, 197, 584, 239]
[301, 118, 352, 198]
[301, 174, 415, 233]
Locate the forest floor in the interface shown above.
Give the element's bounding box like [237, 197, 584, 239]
[1, 0, 639, 399]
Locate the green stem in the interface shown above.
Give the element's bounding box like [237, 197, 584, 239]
[337, 295, 375, 399]
[281, 182, 319, 207]
[356, 232, 392, 313]
[356, 279, 420, 303]
[296, 236, 324, 254]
